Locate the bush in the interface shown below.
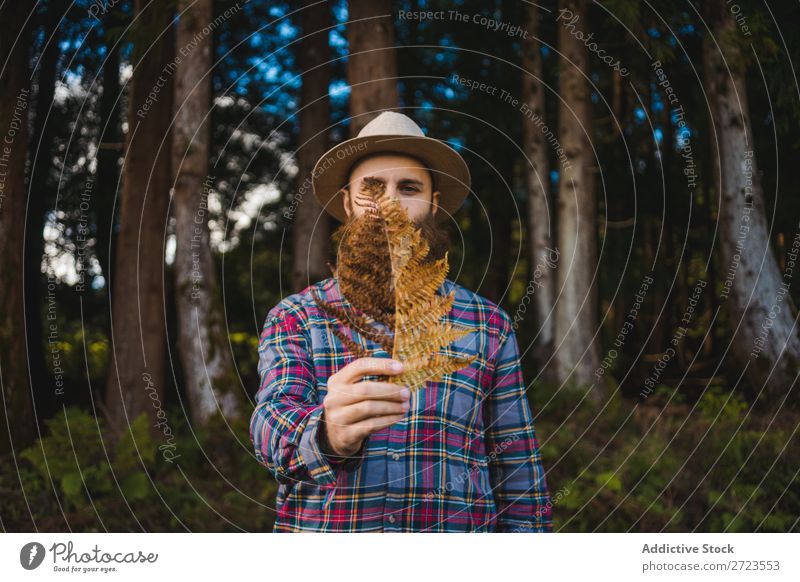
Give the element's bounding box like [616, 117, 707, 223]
[1, 406, 277, 532]
[533, 382, 800, 532]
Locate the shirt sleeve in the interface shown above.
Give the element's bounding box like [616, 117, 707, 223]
[483, 318, 553, 532]
[249, 303, 364, 487]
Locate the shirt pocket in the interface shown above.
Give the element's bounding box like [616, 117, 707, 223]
[441, 421, 497, 531]
[440, 324, 489, 383]
[438, 327, 488, 431]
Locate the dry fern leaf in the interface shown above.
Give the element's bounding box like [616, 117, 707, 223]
[313, 177, 476, 392]
[311, 288, 393, 355]
[335, 207, 395, 319]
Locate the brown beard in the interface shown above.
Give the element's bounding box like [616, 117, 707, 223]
[415, 212, 450, 263]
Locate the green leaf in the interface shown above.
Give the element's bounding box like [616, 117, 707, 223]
[61, 472, 83, 498]
[595, 471, 623, 493]
[120, 472, 151, 501]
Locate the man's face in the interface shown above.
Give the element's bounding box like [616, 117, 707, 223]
[341, 154, 440, 224]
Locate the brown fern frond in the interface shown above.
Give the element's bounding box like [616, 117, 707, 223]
[387, 352, 478, 392]
[373, 310, 396, 329]
[396, 257, 449, 315]
[395, 320, 473, 364]
[335, 197, 395, 318]
[314, 177, 474, 392]
[311, 288, 394, 353]
[331, 326, 373, 359]
[400, 291, 455, 335]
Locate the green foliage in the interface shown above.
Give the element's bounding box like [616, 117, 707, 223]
[3, 385, 796, 533]
[696, 383, 749, 423]
[229, 332, 260, 379]
[45, 327, 108, 385]
[19, 407, 156, 510]
[3, 406, 277, 532]
[535, 384, 800, 532]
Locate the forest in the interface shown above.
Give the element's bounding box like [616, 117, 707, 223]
[0, 0, 798, 532]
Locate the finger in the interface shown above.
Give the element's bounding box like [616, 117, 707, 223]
[351, 414, 407, 437]
[336, 357, 404, 384]
[340, 399, 410, 424]
[337, 381, 411, 403]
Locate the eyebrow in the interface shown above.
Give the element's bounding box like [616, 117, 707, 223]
[398, 178, 424, 186]
[360, 176, 426, 187]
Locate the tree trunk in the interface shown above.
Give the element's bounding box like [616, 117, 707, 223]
[95, 13, 123, 299]
[484, 157, 514, 305]
[347, 0, 399, 135]
[553, 0, 602, 396]
[703, 0, 800, 407]
[702, 110, 717, 360]
[105, 0, 174, 431]
[292, 0, 333, 291]
[0, 2, 34, 455]
[25, 2, 63, 420]
[172, 0, 241, 425]
[522, 2, 556, 379]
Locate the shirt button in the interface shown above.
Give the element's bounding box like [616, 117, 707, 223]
[388, 515, 396, 524]
[391, 452, 400, 461]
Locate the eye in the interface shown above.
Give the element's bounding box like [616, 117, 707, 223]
[399, 184, 420, 194]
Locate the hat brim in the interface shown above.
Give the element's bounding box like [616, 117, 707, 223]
[311, 134, 470, 223]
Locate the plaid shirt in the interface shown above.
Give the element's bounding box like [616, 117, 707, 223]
[250, 276, 552, 532]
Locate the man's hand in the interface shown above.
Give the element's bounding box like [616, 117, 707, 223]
[321, 357, 410, 457]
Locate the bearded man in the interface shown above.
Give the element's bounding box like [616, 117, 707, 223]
[250, 111, 552, 533]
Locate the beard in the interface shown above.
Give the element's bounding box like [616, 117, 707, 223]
[413, 211, 451, 263]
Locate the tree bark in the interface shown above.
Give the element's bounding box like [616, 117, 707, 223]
[95, 13, 123, 299]
[0, 2, 34, 455]
[25, 2, 64, 420]
[105, 0, 174, 431]
[347, 0, 399, 135]
[522, 2, 556, 379]
[484, 157, 514, 305]
[172, 0, 241, 425]
[703, 0, 800, 407]
[553, 0, 602, 396]
[292, 0, 333, 291]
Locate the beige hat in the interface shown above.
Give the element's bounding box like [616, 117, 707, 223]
[311, 111, 471, 223]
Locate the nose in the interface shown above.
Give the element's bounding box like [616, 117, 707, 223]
[384, 181, 399, 199]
